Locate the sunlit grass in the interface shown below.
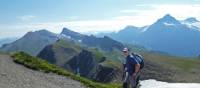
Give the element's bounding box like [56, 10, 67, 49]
[11, 52, 121, 88]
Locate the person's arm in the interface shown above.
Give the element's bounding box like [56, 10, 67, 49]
[132, 64, 140, 79]
[134, 64, 140, 73]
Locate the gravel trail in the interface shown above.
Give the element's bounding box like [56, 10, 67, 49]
[0, 54, 86, 88]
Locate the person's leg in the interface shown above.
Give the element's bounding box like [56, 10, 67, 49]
[136, 72, 140, 86]
[129, 75, 137, 88]
[136, 75, 140, 86]
[123, 72, 129, 88]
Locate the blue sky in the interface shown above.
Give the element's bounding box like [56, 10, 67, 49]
[1, 0, 200, 38]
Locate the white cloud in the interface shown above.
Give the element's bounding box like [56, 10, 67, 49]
[67, 16, 79, 20]
[0, 19, 128, 38]
[120, 9, 140, 13]
[18, 15, 36, 22]
[64, 20, 128, 33]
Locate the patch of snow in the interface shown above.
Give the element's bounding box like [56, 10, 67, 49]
[183, 23, 194, 29]
[141, 26, 149, 32]
[140, 79, 200, 88]
[78, 40, 82, 43]
[163, 22, 175, 26]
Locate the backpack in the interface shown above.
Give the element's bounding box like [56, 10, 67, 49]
[132, 53, 144, 69]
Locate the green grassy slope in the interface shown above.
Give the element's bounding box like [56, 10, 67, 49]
[141, 51, 200, 82]
[11, 52, 121, 88]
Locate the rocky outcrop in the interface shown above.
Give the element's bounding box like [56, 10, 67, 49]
[37, 40, 80, 67]
[65, 50, 98, 77]
[93, 64, 116, 82]
[37, 45, 56, 64]
[65, 49, 118, 82]
[37, 40, 118, 83]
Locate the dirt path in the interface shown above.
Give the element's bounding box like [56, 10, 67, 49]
[0, 54, 86, 88]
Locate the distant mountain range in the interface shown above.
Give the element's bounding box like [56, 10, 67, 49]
[61, 28, 124, 51]
[0, 30, 58, 56]
[0, 38, 18, 47]
[0, 28, 124, 56]
[102, 14, 200, 57]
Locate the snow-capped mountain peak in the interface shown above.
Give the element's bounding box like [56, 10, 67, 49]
[181, 17, 200, 30]
[184, 17, 199, 23]
[156, 14, 181, 25]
